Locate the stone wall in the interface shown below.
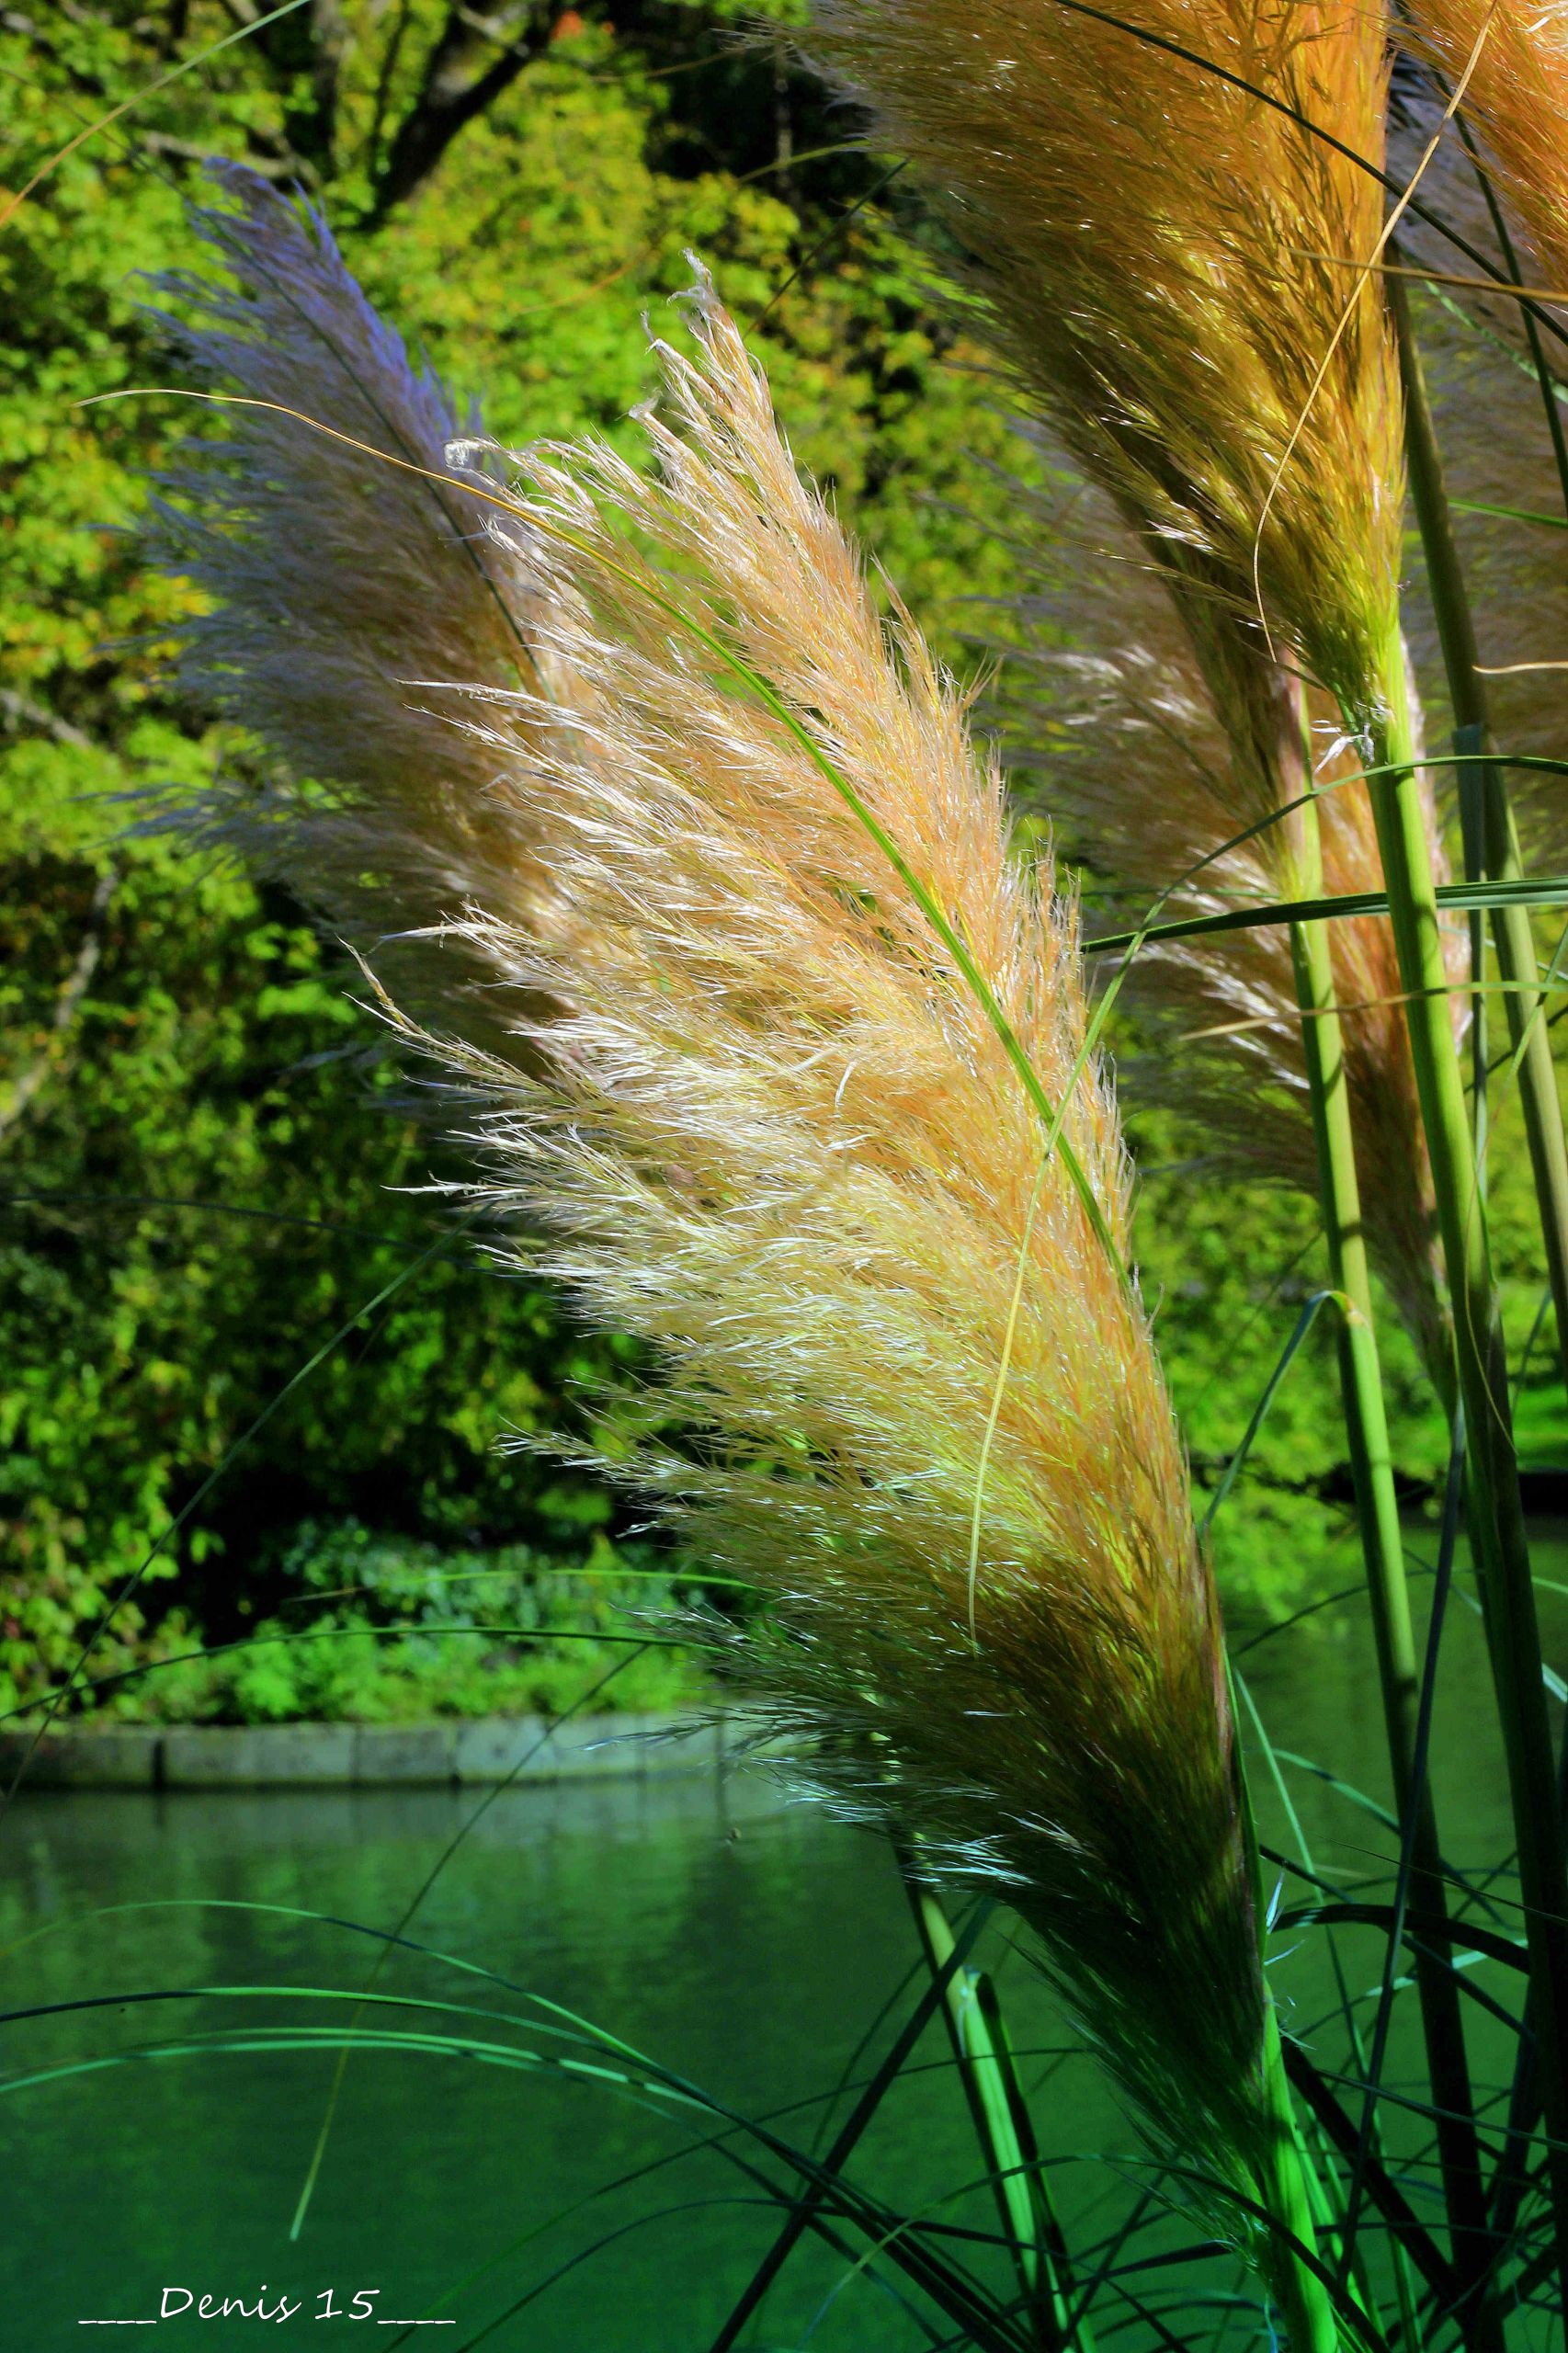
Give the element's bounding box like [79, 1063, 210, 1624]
[0, 1712, 743, 1790]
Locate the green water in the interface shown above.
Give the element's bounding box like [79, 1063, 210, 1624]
[3, 1552, 1565, 2351]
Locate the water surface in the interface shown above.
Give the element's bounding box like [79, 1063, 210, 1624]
[4, 1554, 1564, 2349]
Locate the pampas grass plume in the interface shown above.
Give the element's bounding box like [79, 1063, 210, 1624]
[147, 165, 554, 1055]
[809, 0, 1404, 711]
[998, 460, 1458, 1374]
[1408, 0, 1568, 301]
[419, 275, 1285, 2234]
[152, 201, 1298, 2272]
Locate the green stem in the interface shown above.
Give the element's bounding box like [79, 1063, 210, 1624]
[1254, 2001, 1347, 2353]
[1390, 262, 1568, 1399]
[1286, 790, 1498, 2348]
[1228, 1662, 1348, 2351]
[896, 1852, 1085, 2352]
[1358, 645, 1568, 2292]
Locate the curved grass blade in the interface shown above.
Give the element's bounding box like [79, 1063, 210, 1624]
[1270, 2041, 1462, 2317]
[706, 1902, 1025, 2353]
[809, 1944, 932, 2160]
[1, 2027, 951, 2338]
[435, 2196, 938, 2353]
[0, 0, 311, 233]
[897, 1851, 1085, 2351]
[0, 1187, 476, 1256]
[1278, 1905, 1528, 1984]
[1028, 0, 1568, 352]
[287, 1645, 652, 2242]
[1334, 1413, 1480, 2316]
[1199, 1290, 1343, 1539]
[794, 2151, 1103, 2351]
[1089, 870, 1568, 960]
[0, 1981, 1027, 2341]
[1069, 2148, 1392, 2352]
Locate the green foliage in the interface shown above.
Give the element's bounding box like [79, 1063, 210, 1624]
[0, 0, 1042, 1714]
[0, 838, 665, 1712]
[128, 1518, 708, 1722]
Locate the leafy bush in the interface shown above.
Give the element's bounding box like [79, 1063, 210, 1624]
[123, 1519, 707, 1724]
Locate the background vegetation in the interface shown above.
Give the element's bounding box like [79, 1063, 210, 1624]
[2, 0, 1554, 1721]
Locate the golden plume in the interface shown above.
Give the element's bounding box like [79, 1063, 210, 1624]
[148, 195, 1337, 2318]
[405, 274, 1294, 2247]
[803, 0, 1486, 1375]
[149, 232, 1322, 2275]
[1405, 0, 1568, 305]
[808, 0, 1404, 712]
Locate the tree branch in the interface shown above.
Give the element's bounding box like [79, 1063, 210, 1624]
[369, 0, 565, 219]
[305, 0, 347, 173]
[0, 688, 94, 753]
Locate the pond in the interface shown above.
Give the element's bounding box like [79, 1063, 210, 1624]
[3, 1547, 1564, 2351]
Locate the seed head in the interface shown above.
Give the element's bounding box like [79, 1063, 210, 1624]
[810, 0, 1406, 714]
[999, 456, 1457, 1371]
[1406, 0, 1568, 303]
[147, 165, 552, 1054]
[392, 278, 1278, 2216]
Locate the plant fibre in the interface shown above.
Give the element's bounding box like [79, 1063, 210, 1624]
[998, 455, 1459, 1375]
[147, 164, 551, 1056]
[1407, 0, 1568, 301]
[808, 0, 1404, 719]
[424, 280, 1290, 2250]
[150, 184, 1321, 2302]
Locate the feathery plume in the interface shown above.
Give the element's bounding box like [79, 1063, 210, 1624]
[801, 0, 1491, 1386]
[146, 195, 1324, 2313]
[146, 165, 552, 1055]
[998, 459, 1458, 1372]
[809, 0, 1404, 716]
[1385, 56, 1562, 350]
[363, 280, 1299, 2269]
[1405, 0, 1568, 308]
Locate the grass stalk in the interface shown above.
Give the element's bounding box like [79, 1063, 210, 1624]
[896, 1853, 1086, 2352]
[1285, 779, 1498, 2347]
[1387, 263, 1568, 1401]
[1227, 1661, 1351, 2352]
[1390, 253, 1568, 2315]
[1254, 1914, 1351, 2352]
[1357, 642, 1568, 2290]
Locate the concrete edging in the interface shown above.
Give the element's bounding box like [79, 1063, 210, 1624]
[0, 1711, 734, 1791]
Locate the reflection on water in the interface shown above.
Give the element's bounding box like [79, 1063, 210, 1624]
[2, 1552, 1564, 2350]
